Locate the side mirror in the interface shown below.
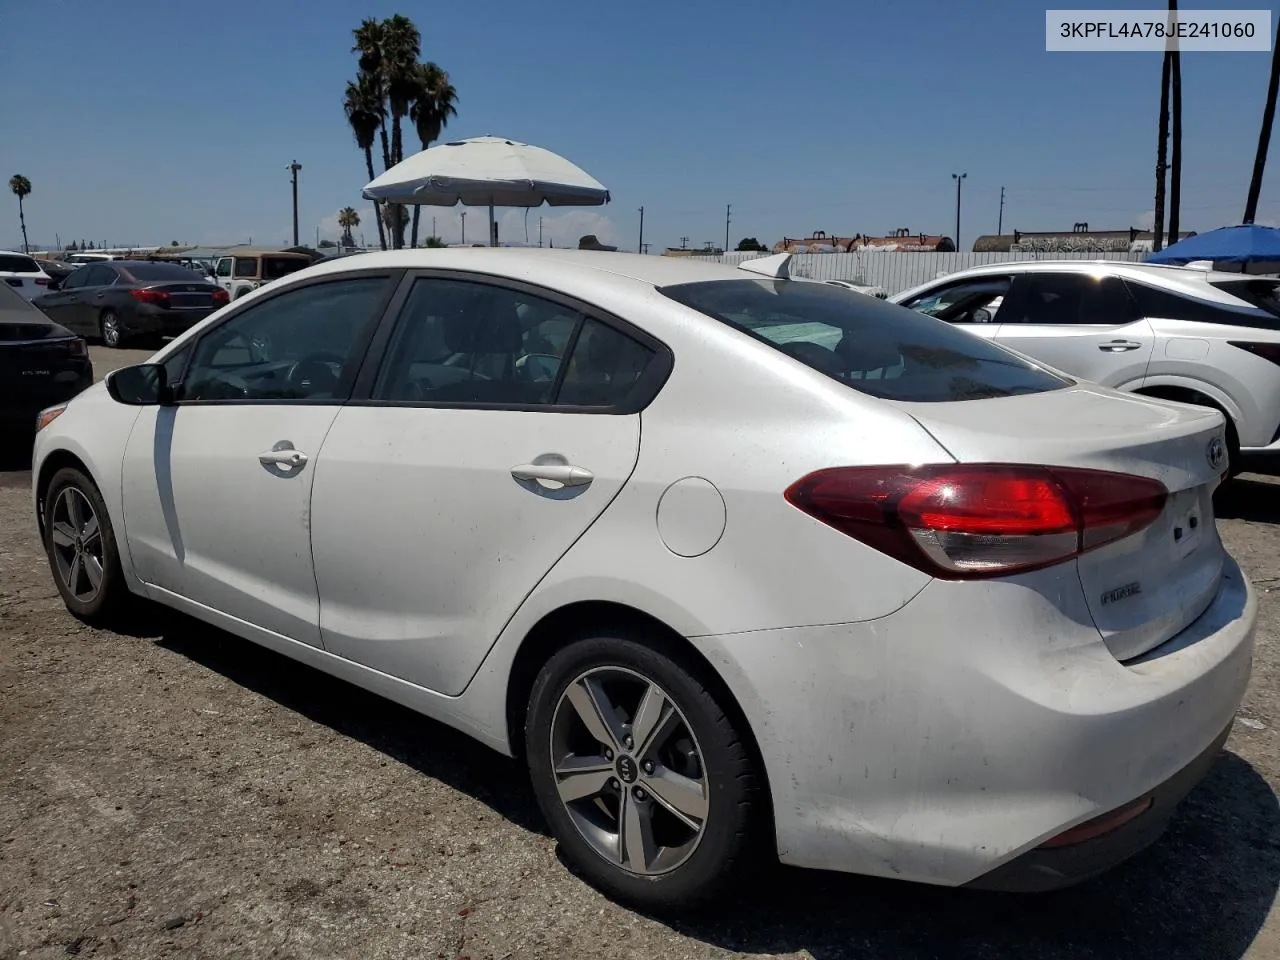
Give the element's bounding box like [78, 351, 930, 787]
[46, 278, 61, 292]
[106, 363, 173, 406]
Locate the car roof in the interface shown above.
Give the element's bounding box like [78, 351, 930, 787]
[298, 247, 749, 289]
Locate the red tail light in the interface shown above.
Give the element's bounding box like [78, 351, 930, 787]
[34, 277, 48, 285]
[784, 464, 1168, 579]
[1228, 340, 1280, 366]
[130, 288, 170, 306]
[211, 287, 229, 306]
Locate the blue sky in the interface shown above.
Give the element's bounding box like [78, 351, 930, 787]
[2, 0, 1278, 252]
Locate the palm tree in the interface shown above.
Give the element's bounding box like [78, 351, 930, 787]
[337, 206, 360, 248]
[379, 15, 421, 249]
[351, 18, 391, 171]
[1153, 51, 1171, 251]
[344, 75, 387, 250]
[1245, 16, 1280, 222]
[9, 174, 31, 253]
[409, 62, 458, 247]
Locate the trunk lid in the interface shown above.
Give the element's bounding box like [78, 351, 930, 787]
[897, 384, 1227, 661]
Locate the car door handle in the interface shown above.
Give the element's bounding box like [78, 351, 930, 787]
[1099, 339, 1143, 352]
[258, 448, 308, 467]
[511, 463, 594, 486]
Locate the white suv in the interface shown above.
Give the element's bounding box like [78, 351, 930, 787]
[0, 250, 51, 301]
[893, 260, 1280, 471]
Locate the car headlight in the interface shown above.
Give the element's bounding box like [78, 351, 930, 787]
[36, 403, 68, 433]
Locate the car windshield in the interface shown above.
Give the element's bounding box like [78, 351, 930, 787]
[262, 257, 307, 280]
[122, 262, 208, 282]
[660, 278, 1071, 402]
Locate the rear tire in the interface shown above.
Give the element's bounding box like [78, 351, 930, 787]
[99, 309, 124, 348]
[43, 467, 130, 625]
[525, 630, 766, 911]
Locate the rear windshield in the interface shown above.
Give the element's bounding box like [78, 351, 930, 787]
[263, 256, 308, 280]
[660, 279, 1071, 402]
[122, 262, 208, 282]
[0, 254, 41, 273]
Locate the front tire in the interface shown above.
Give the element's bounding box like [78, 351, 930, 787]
[43, 467, 129, 624]
[526, 630, 766, 911]
[99, 309, 124, 348]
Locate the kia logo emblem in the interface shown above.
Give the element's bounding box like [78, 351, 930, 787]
[1207, 437, 1227, 472]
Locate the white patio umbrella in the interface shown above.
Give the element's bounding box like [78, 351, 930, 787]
[362, 136, 610, 247]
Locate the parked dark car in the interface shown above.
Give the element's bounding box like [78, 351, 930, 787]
[34, 260, 229, 348]
[34, 259, 78, 282]
[0, 281, 92, 440]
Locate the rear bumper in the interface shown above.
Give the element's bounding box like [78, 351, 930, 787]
[691, 555, 1255, 887]
[126, 304, 214, 337]
[965, 720, 1231, 891]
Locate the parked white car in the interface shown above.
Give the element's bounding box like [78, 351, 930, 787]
[31, 249, 1254, 909]
[0, 250, 51, 301]
[894, 260, 1280, 471]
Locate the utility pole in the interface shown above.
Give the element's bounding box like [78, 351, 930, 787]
[460, 211, 467, 245]
[724, 204, 732, 254]
[641, 242, 650, 254]
[432, 216, 437, 241]
[680, 236, 689, 250]
[997, 185, 1006, 235]
[288, 160, 302, 246]
[538, 216, 543, 247]
[951, 173, 967, 251]
[638, 206, 645, 254]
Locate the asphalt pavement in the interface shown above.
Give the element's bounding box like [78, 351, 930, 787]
[0, 348, 1277, 959]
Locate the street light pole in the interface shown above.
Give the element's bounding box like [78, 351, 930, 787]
[638, 205, 645, 254]
[460, 211, 467, 245]
[951, 173, 967, 251]
[288, 161, 302, 246]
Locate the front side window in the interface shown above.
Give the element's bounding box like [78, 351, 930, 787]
[900, 277, 1011, 324]
[233, 257, 259, 279]
[181, 276, 388, 402]
[61, 267, 91, 290]
[661, 278, 1069, 403]
[85, 265, 117, 287]
[374, 278, 656, 408]
[215, 258, 232, 278]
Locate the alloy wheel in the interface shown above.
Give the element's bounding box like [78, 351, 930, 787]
[49, 487, 104, 602]
[101, 312, 120, 347]
[549, 666, 709, 875]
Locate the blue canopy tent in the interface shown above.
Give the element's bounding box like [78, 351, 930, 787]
[1147, 223, 1280, 266]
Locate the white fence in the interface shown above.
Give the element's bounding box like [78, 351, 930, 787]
[688, 250, 1148, 297]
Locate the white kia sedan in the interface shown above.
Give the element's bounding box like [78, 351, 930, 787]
[31, 249, 1255, 909]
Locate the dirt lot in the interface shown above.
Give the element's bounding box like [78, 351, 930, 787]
[1, 351, 1277, 958]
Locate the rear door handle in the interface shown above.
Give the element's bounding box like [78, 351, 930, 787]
[511, 463, 594, 487]
[1099, 339, 1143, 352]
[258, 448, 308, 467]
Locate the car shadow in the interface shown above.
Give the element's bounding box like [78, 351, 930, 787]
[1217, 474, 1280, 524]
[127, 606, 548, 836]
[130, 607, 1279, 959]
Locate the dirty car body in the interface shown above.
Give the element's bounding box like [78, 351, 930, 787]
[30, 249, 1255, 906]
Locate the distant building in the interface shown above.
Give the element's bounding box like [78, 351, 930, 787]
[773, 229, 955, 253]
[972, 224, 1197, 253]
[663, 245, 722, 257]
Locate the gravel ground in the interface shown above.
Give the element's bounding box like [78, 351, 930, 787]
[1, 352, 1277, 958]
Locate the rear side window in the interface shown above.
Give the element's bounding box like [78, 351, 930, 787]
[233, 258, 259, 278]
[661, 279, 1070, 403]
[263, 257, 307, 280]
[1001, 273, 1136, 325]
[0, 254, 40, 273]
[373, 277, 657, 409]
